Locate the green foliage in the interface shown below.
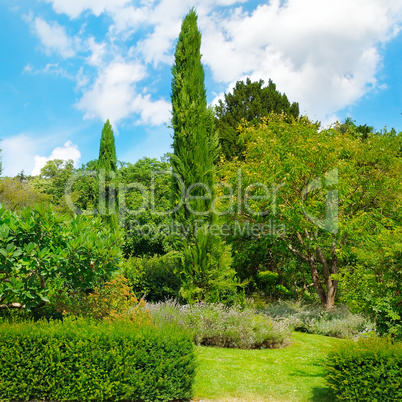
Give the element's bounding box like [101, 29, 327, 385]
[55, 275, 152, 325]
[98, 119, 118, 226]
[66, 160, 99, 214]
[221, 114, 402, 309]
[149, 300, 291, 349]
[337, 227, 402, 338]
[325, 337, 402, 401]
[175, 228, 240, 305]
[0, 177, 50, 211]
[31, 159, 75, 213]
[0, 318, 196, 402]
[170, 9, 238, 304]
[120, 253, 181, 302]
[337, 117, 375, 140]
[119, 157, 172, 257]
[264, 301, 375, 339]
[215, 78, 300, 160]
[98, 119, 117, 173]
[0, 204, 122, 311]
[226, 234, 308, 299]
[171, 8, 218, 222]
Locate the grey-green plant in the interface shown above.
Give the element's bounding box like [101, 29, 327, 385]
[148, 300, 291, 349]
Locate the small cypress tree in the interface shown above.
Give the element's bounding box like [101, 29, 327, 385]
[98, 119, 117, 173]
[98, 119, 118, 226]
[170, 9, 239, 304]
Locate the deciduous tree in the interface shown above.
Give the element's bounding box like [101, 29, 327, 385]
[221, 115, 401, 309]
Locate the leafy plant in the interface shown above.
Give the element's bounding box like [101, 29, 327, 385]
[221, 115, 402, 309]
[120, 253, 181, 302]
[175, 229, 241, 305]
[337, 226, 402, 338]
[54, 275, 152, 325]
[0, 204, 122, 312]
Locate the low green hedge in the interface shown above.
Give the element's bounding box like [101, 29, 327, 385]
[0, 318, 196, 401]
[325, 337, 402, 401]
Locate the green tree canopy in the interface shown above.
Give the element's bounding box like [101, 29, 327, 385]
[221, 115, 402, 309]
[118, 157, 171, 257]
[0, 177, 49, 211]
[215, 78, 300, 160]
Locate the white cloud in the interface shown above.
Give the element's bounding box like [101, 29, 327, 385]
[45, 0, 131, 19]
[86, 37, 107, 67]
[33, 17, 76, 58]
[38, 0, 402, 126]
[76, 61, 170, 126]
[31, 141, 81, 176]
[201, 0, 402, 122]
[1, 135, 38, 177]
[116, 0, 248, 65]
[23, 62, 72, 79]
[132, 94, 171, 126]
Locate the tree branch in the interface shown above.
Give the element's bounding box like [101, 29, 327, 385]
[288, 243, 309, 263]
[316, 246, 330, 282]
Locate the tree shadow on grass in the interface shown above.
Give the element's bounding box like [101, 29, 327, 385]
[310, 386, 334, 402]
[288, 364, 334, 401]
[288, 365, 326, 378]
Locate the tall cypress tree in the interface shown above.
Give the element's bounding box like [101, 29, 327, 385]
[171, 8, 217, 223]
[98, 119, 118, 226]
[170, 9, 238, 304]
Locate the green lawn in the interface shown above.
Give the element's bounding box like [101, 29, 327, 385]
[193, 332, 344, 402]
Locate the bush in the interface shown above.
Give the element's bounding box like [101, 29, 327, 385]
[0, 318, 196, 402]
[0, 204, 122, 312]
[174, 229, 241, 305]
[120, 253, 181, 302]
[149, 300, 290, 349]
[54, 275, 152, 325]
[325, 337, 402, 401]
[264, 301, 375, 338]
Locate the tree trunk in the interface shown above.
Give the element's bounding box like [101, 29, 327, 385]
[288, 233, 339, 310]
[307, 255, 328, 306]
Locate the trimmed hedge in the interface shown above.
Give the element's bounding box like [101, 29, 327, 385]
[325, 337, 402, 401]
[0, 318, 196, 401]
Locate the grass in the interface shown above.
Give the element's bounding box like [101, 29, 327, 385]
[193, 332, 344, 402]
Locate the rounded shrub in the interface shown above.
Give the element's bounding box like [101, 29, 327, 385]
[325, 336, 402, 401]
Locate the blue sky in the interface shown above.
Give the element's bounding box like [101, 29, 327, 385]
[1, 0, 402, 177]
